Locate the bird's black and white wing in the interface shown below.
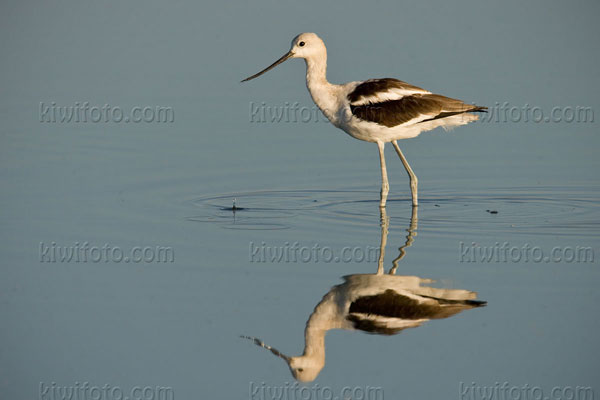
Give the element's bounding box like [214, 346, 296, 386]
[348, 78, 487, 128]
[346, 289, 486, 335]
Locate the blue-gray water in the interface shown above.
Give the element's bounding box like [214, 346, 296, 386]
[1, 0, 599, 399]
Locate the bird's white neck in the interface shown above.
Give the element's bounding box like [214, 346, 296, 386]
[302, 325, 326, 359]
[304, 54, 339, 122]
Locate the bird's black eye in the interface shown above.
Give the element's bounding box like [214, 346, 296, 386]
[297, 368, 304, 372]
[298, 41, 305, 47]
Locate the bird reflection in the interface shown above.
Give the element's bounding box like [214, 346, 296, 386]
[243, 207, 486, 382]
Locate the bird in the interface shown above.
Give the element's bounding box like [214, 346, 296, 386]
[242, 207, 486, 382]
[242, 33, 487, 207]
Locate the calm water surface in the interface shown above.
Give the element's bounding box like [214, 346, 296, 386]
[1, 0, 599, 399]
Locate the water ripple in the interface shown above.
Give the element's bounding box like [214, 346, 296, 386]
[188, 186, 600, 236]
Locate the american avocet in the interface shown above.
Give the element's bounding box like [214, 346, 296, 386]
[242, 33, 487, 207]
[242, 208, 486, 382]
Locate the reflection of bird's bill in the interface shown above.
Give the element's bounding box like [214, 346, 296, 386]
[240, 335, 290, 362]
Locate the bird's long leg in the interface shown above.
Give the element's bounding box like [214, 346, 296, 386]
[376, 207, 389, 275]
[389, 206, 418, 275]
[377, 142, 389, 208]
[392, 140, 418, 207]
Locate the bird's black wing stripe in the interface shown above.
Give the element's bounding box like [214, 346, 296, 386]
[349, 289, 439, 319]
[419, 295, 487, 307]
[350, 94, 487, 127]
[350, 96, 441, 127]
[347, 78, 427, 104]
[419, 107, 488, 123]
[349, 289, 486, 322]
[346, 314, 408, 335]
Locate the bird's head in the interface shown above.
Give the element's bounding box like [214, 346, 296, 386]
[288, 355, 324, 383]
[289, 33, 326, 60]
[240, 335, 324, 382]
[241, 33, 326, 82]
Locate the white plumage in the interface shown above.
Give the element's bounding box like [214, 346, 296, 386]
[241, 208, 486, 382]
[243, 33, 486, 207]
